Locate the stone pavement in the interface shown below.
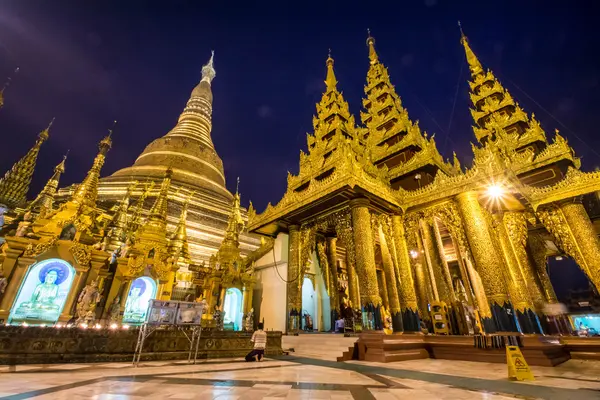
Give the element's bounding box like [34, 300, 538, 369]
[0, 354, 599, 399]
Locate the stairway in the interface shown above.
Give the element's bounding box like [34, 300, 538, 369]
[282, 333, 358, 361]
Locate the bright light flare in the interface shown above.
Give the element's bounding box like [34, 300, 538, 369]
[487, 185, 504, 198]
[410, 250, 419, 259]
[482, 182, 508, 210]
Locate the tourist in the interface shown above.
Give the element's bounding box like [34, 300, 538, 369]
[245, 322, 267, 362]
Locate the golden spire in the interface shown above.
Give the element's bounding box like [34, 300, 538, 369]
[28, 152, 67, 219]
[169, 191, 192, 264]
[72, 122, 114, 207]
[366, 29, 378, 64]
[458, 21, 483, 76]
[0, 119, 51, 208]
[216, 179, 245, 265]
[128, 181, 154, 233]
[105, 181, 136, 250]
[325, 49, 338, 92]
[0, 67, 19, 109]
[147, 167, 173, 229]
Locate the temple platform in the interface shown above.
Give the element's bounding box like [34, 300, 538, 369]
[0, 326, 282, 365]
[344, 333, 600, 366]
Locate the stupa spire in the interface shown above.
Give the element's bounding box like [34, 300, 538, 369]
[366, 29, 378, 64]
[0, 119, 51, 208]
[201, 50, 216, 84]
[169, 191, 192, 264]
[72, 123, 113, 207]
[104, 181, 136, 251]
[128, 181, 154, 234]
[147, 167, 173, 229]
[458, 22, 483, 76]
[0, 67, 19, 109]
[28, 152, 67, 219]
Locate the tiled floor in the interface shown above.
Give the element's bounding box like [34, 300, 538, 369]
[1, 356, 600, 399]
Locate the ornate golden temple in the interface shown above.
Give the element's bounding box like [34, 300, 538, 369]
[1, 25, 600, 348]
[247, 28, 600, 336]
[0, 53, 269, 326]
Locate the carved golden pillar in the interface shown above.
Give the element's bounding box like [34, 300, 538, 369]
[528, 233, 558, 303]
[538, 201, 600, 291]
[493, 214, 540, 334]
[0, 255, 35, 321]
[378, 224, 402, 331]
[392, 215, 421, 331]
[0, 237, 28, 280]
[419, 222, 440, 302]
[59, 265, 90, 322]
[346, 253, 360, 309]
[455, 191, 516, 333]
[451, 237, 476, 308]
[158, 271, 176, 300]
[350, 199, 381, 330]
[350, 199, 381, 306]
[326, 237, 340, 314]
[242, 283, 254, 314]
[377, 269, 389, 309]
[287, 225, 301, 332]
[421, 220, 455, 304]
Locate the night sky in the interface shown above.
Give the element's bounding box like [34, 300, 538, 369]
[1, 0, 599, 215]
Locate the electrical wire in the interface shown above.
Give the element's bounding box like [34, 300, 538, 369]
[272, 245, 301, 284]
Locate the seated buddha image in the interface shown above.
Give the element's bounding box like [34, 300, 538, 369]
[16, 270, 60, 313]
[123, 279, 148, 322]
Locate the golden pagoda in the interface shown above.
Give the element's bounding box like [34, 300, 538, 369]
[67, 51, 261, 286]
[247, 29, 600, 339]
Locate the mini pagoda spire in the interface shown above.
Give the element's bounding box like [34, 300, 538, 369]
[0, 119, 51, 208]
[360, 32, 456, 189]
[28, 152, 67, 219]
[128, 181, 154, 234]
[72, 122, 113, 207]
[216, 177, 245, 265]
[0, 67, 19, 109]
[147, 167, 173, 230]
[459, 22, 547, 150]
[104, 181, 136, 251]
[169, 191, 192, 264]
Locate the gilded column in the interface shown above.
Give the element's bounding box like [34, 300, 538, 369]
[451, 236, 476, 308]
[455, 191, 515, 333]
[287, 225, 301, 332]
[392, 214, 420, 332]
[377, 269, 389, 310]
[349, 199, 381, 329]
[493, 214, 540, 334]
[59, 266, 89, 322]
[527, 233, 558, 303]
[419, 222, 440, 302]
[378, 223, 402, 331]
[326, 237, 340, 315]
[347, 256, 360, 310]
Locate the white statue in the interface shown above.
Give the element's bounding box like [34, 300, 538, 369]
[75, 280, 101, 323]
[108, 296, 121, 323]
[244, 308, 254, 332]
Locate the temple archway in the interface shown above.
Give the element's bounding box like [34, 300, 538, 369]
[9, 258, 76, 325]
[223, 287, 243, 330]
[302, 276, 316, 331]
[123, 276, 157, 324]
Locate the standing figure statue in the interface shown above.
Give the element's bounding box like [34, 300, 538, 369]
[213, 305, 224, 331]
[15, 211, 33, 237]
[244, 308, 254, 332]
[75, 280, 101, 324]
[108, 296, 121, 323]
[0, 269, 7, 301]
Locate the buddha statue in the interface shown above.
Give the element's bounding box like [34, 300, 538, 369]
[17, 270, 60, 313]
[124, 285, 144, 320]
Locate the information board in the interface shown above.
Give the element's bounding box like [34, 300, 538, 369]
[146, 300, 178, 325]
[176, 301, 205, 325]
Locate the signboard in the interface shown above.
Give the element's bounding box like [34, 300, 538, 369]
[146, 300, 178, 325]
[506, 346, 534, 381]
[176, 301, 205, 325]
[192, 279, 204, 286]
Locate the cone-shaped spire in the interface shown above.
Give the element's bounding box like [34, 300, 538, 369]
[366, 29, 378, 64]
[360, 33, 456, 189]
[28, 153, 67, 219]
[104, 181, 136, 251]
[169, 192, 192, 264]
[128, 181, 154, 234]
[325, 49, 338, 92]
[147, 167, 173, 228]
[459, 23, 547, 150]
[0, 67, 19, 109]
[72, 124, 113, 207]
[216, 178, 245, 264]
[0, 119, 51, 208]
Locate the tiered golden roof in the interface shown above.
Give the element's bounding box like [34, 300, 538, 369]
[361, 32, 459, 189]
[0, 121, 51, 208]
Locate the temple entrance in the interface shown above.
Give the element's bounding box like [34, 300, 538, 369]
[123, 276, 157, 324]
[9, 258, 76, 325]
[223, 287, 243, 331]
[302, 276, 316, 331]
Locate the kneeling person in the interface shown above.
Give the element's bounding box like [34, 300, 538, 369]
[245, 322, 267, 362]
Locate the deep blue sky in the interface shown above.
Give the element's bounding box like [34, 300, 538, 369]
[0, 0, 599, 213]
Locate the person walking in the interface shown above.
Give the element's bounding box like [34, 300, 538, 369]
[245, 322, 267, 362]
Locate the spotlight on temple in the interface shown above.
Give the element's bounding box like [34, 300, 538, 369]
[410, 250, 419, 259]
[486, 184, 504, 198]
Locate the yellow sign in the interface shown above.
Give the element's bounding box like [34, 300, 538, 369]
[506, 346, 534, 381]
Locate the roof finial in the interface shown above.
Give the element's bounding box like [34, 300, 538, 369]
[1, 67, 19, 109]
[108, 120, 117, 137]
[366, 28, 378, 63]
[201, 50, 216, 84]
[325, 48, 337, 91]
[458, 21, 468, 44]
[236, 176, 240, 195]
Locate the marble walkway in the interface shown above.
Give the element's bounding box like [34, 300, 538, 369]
[0, 355, 599, 399]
